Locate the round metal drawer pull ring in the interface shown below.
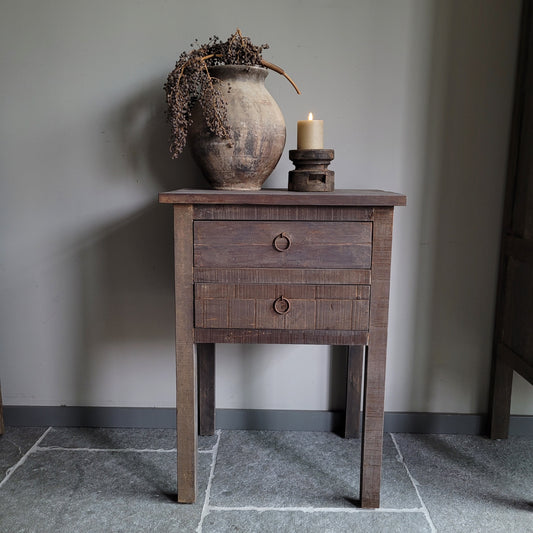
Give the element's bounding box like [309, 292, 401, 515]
[273, 232, 291, 252]
[273, 296, 291, 315]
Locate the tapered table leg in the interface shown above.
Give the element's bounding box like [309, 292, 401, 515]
[360, 341, 386, 508]
[174, 205, 197, 503]
[360, 207, 393, 508]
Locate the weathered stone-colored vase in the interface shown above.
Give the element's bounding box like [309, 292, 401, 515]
[189, 65, 286, 190]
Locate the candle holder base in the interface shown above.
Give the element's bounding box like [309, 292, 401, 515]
[288, 149, 335, 192]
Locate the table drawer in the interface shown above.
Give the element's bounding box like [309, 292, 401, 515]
[194, 221, 372, 269]
[195, 283, 370, 331]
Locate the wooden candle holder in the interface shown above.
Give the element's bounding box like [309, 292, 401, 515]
[288, 149, 335, 192]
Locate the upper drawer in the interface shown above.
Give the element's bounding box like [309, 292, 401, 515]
[194, 221, 372, 269]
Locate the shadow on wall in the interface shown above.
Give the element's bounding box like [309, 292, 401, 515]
[71, 76, 208, 407]
[72, 205, 173, 406]
[408, 0, 520, 413]
[103, 76, 207, 191]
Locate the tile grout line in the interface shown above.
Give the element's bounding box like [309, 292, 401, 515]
[35, 446, 178, 453]
[208, 505, 428, 514]
[196, 429, 222, 533]
[0, 426, 52, 489]
[390, 433, 437, 533]
[34, 447, 214, 453]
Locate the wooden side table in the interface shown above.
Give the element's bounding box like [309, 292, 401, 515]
[159, 189, 406, 508]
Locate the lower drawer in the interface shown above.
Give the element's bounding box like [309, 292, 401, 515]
[195, 283, 370, 331]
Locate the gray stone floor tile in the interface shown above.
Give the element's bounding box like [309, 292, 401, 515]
[202, 509, 432, 532]
[0, 448, 212, 533]
[210, 430, 420, 509]
[40, 426, 218, 451]
[393, 434, 533, 533]
[0, 427, 48, 479]
[3, 429, 530, 532]
[198, 433, 219, 451]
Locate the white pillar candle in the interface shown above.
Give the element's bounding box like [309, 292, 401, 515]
[297, 112, 324, 149]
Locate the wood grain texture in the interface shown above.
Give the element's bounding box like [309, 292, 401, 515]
[194, 328, 369, 346]
[195, 283, 370, 331]
[196, 283, 370, 300]
[197, 343, 215, 436]
[194, 221, 372, 269]
[344, 345, 364, 439]
[194, 205, 374, 221]
[173, 205, 197, 503]
[360, 207, 394, 509]
[160, 188, 406, 206]
[194, 267, 371, 285]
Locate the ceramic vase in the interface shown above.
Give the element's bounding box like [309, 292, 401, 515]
[188, 65, 286, 190]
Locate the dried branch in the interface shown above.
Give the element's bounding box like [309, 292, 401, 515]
[164, 29, 301, 158]
[260, 59, 301, 94]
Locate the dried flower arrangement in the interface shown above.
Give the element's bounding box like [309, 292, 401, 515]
[164, 29, 300, 159]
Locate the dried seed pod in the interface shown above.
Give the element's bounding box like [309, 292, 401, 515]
[164, 29, 299, 159]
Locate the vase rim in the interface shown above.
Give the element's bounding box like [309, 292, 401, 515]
[208, 64, 268, 80]
[208, 64, 266, 69]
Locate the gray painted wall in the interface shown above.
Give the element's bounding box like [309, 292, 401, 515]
[1, 0, 531, 416]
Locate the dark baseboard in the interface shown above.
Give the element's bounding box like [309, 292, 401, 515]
[2, 406, 532, 436]
[2, 406, 176, 429]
